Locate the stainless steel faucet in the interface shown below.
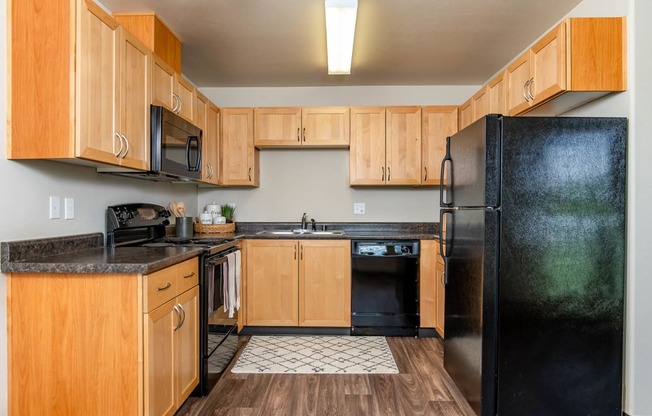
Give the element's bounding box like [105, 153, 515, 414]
[301, 212, 308, 230]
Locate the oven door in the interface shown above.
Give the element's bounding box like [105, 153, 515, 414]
[198, 250, 240, 395]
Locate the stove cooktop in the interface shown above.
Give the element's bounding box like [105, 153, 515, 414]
[141, 237, 232, 248]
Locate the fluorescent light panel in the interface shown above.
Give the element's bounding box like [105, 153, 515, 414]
[325, 0, 358, 75]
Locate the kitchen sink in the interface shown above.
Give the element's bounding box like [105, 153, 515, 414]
[256, 229, 345, 236]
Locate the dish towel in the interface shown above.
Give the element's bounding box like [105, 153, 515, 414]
[222, 251, 240, 318]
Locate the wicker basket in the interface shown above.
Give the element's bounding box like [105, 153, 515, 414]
[193, 222, 236, 234]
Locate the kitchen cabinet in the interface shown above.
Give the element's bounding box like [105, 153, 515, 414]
[459, 98, 473, 130]
[254, 107, 350, 148]
[113, 12, 182, 73]
[472, 86, 490, 122]
[221, 108, 259, 186]
[9, 0, 151, 170]
[420, 239, 445, 337]
[151, 56, 195, 122]
[144, 263, 199, 416]
[435, 243, 446, 337]
[7, 257, 200, 416]
[349, 106, 421, 186]
[421, 106, 458, 186]
[488, 71, 508, 115]
[245, 239, 351, 327]
[506, 17, 626, 116]
[201, 102, 221, 185]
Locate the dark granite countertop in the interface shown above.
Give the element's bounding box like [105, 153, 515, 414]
[1, 233, 202, 274]
[1, 223, 439, 274]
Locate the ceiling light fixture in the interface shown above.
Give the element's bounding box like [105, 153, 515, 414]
[325, 0, 358, 75]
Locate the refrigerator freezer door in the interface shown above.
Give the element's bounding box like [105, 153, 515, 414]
[443, 208, 499, 416]
[440, 115, 501, 209]
[497, 117, 626, 415]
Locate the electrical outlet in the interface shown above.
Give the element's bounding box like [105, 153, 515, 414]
[353, 202, 365, 214]
[64, 197, 75, 220]
[49, 196, 60, 219]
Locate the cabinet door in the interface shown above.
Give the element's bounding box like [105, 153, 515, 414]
[435, 245, 446, 337]
[419, 240, 437, 328]
[506, 52, 532, 116]
[144, 298, 177, 416]
[530, 21, 567, 106]
[488, 71, 507, 115]
[176, 286, 200, 405]
[221, 108, 258, 186]
[175, 76, 195, 122]
[203, 102, 221, 185]
[254, 107, 302, 147]
[421, 107, 458, 186]
[117, 27, 150, 170]
[195, 92, 209, 182]
[350, 107, 386, 185]
[152, 55, 176, 111]
[301, 107, 350, 147]
[246, 240, 299, 325]
[299, 240, 351, 327]
[76, 1, 120, 165]
[386, 106, 422, 185]
[459, 98, 473, 130]
[472, 86, 489, 122]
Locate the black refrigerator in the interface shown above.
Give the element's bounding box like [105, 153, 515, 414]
[439, 115, 626, 416]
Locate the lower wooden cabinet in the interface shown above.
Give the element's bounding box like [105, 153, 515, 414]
[7, 257, 199, 416]
[419, 239, 445, 338]
[245, 239, 351, 327]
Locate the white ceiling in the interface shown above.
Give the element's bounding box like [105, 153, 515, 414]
[100, 0, 584, 87]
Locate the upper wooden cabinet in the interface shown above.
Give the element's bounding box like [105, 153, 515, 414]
[350, 106, 421, 186]
[421, 107, 458, 186]
[201, 102, 221, 186]
[113, 12, 182, 73]
[488, 71, 508, 116]
[254, 107, 350, 148]
[506, 17, 626, 116]
[472, 86, 490, 122]
[8, 0, 151, 170]
[221, 108, 259, 187]
[151, 56, 196, 122]
[459, 98, 473, 131]
[245, 239, 351, 327]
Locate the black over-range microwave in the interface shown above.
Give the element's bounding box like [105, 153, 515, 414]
[98, 105, 202, 182]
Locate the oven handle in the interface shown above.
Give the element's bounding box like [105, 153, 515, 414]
[206, 248, 240, 266]
[207, 256, 228, 266]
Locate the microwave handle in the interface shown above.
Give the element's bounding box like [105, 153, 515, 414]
[186, 135, 201, 172]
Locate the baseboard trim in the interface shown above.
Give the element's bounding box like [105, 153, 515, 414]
[240, 326, 351, 336]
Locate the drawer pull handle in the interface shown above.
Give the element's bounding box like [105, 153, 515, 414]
[156, 282, 172, 291]
[183, 272, 195, 279]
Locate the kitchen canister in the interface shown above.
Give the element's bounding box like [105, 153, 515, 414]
[205, 203, 221, 216]
[199, 211, 213, 224]
[175, 217, 194, 238]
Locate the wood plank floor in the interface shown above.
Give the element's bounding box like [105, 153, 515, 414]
[177, 336, 476, 416]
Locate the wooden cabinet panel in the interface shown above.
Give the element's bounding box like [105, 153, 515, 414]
[459, 98, 473, 130]
[221, 108, 259, 186]
[421, 106, 458, 186]
[349, 107, 386, 185]
[194, 92, 209, 182]
[419, 240, 437, 329]
[246, 240, 299, 325]
[530, 22, 567, 106]
[152, 55, 177, 111]
[299, 240, 351, 327]
[302, 107, 350, 147]
[117, 27, 151, 170]
[176, 257, 200, 293]
[202, 103, 221, 185]
[488, 71, 507, 115]
[176, 286, 200, 405]
[506, 52, 532, 115]
[435, 245, 446, 337]
[176, 76, 195, 122]
[144, 298, 177, 416]
[472, 86, 490, 122]
[254, 107, 302, 146]
[386, 106, 422, 185]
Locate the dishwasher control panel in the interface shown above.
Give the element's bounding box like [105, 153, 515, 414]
[352, 240, 419, 256]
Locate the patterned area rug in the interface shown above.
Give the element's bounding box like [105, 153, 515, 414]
[231, 335, 399, 374]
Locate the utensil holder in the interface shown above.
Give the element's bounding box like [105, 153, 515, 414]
[175, 217, 194, 238]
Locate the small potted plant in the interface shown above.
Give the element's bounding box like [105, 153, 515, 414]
[221, 203, 236, 223]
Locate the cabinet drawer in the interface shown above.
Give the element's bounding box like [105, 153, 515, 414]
[176, 258, 199, 294]
[144, 267, 178, 312]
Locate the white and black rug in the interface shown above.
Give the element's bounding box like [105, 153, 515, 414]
[231, 335, 399, 374]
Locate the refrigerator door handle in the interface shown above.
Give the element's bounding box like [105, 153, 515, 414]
[440, 137, 453, 207]
[438, 209, 453, 284]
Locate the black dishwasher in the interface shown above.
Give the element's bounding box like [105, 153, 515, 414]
[351, 240, 419, 336]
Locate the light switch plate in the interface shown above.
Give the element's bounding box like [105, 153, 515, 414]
[49, 196, 60, 219]
[353, 202, 365, 214]
[64, 197, 74, 220]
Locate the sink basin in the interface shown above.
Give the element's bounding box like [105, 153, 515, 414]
[256, 229, 345, 236]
